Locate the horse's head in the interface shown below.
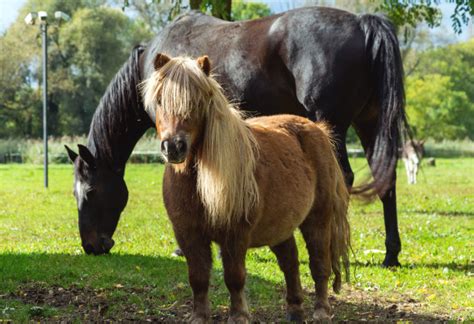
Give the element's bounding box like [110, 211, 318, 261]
[65, 144, 128, 255]
[142, 53, 212, 169]
[413, 139, 425, 157]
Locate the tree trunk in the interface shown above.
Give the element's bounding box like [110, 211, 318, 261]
[212, 0, 231, 20]
[190, 0, 202, 10]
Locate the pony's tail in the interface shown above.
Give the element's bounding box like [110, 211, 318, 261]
[353, 14, 409, 198]
[330, 166, 351, 293]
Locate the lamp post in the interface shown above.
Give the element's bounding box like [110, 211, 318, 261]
[25, 10, 70, 188]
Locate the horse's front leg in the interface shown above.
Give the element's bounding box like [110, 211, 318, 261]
[220, 238, 250, 323]
[176, 232, 213, 323]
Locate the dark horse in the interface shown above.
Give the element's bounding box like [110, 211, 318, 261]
[66, 7, 406, 266]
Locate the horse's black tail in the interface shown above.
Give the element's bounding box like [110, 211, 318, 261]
[354, 14, 409, 197]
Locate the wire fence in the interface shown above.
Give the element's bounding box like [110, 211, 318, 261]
[1, 137, 473, 164]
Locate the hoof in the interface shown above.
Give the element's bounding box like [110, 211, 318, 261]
[287, 310, 304, 322]
[228, 313, 250, 324]
[312, 308, 331, 322]
[189, 314, 209, 324]
[382, 258, 401, 268]
[382, 251, 401, 268]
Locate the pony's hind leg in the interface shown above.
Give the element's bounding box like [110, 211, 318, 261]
[300, 210, 332, 321]
[220, 239, 250, 323]
[270, 236, 305, 322]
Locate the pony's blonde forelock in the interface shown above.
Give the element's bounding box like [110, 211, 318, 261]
[143, 57, 214, 120]
[142, 56, 260, 228]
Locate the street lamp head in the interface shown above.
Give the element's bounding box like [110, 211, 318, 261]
[55, 11, 71, 23]
[38, 11, 48, 23]
[24, 12, 38, 25]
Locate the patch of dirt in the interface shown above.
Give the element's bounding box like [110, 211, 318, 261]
[9, 284, 460, 322]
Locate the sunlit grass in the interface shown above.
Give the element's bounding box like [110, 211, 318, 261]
[0, 159, 472, 321]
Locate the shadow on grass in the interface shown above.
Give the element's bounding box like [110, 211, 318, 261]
[0, 253, 451, 322]
[406, 209, 474, 217]
[351, 260, 470, 273]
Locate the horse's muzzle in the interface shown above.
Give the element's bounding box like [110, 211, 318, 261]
[82, 236, 115, 255]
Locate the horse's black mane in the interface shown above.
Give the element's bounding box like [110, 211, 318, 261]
[87, 45, 149, 168]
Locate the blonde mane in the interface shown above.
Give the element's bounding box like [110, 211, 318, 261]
[142, 56, 260, 228]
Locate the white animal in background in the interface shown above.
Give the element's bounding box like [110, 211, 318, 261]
[402, 140, 425, 184]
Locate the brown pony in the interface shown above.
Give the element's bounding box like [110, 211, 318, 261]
[142, 53, 350, 322]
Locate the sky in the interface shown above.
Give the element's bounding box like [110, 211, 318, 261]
[1, 0, 471, 42]
[0, 0, 25, 31]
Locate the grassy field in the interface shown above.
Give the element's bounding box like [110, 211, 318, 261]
[0, 158, 473, 321]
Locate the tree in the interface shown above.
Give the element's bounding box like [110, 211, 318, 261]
[406, 74, 472, 140]
[406, 39, 474, 140]
[380, 0, 473, 34]
[232, 0, 271, 20]
[117, 0, 182, 33]
[415, 38, 474, 104]
[56, 7, 151, 134]
[190, 0, 232, 20]
[0, 0, 151, 138]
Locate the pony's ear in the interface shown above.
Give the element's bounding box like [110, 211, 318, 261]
[154, 53, 171, 71]
[64, 145, 78, 163]
[197, 55, 211, 76]
[77, 144, 96, 168]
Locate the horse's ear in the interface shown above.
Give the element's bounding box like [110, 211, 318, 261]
[64, 145, 78, 163]
[77, 144, 96, 168]
[197, 55, 211, 76]
[154, 53, 171, 71]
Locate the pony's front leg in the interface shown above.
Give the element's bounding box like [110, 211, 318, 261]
[177, 233, 213, 323]
[221, 240, 250, 323]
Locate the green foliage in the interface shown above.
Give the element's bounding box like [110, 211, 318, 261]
[118, 0, 184, 32]
[415, 39, 474, 103]
[232, 0, 271, 21]
[378, 0, 473, 33]
[0, 160, 473, 321]
[378, 0, 442, 29]
[0, 0, 151, 138]
[190, 0, 232, 20]
[406, 39, 474, 140]
[406, 74, 471, 140]
[57, 6, 151, 133]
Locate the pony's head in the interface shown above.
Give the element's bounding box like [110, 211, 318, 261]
[142, 53, 259, 228]
[65, 145, 128, 255]
[142, 54, 214, 169]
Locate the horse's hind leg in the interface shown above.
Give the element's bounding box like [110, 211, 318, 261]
[355, 121, 401, 267]
[300, 209, 332, 320]
[270, 236, 304, 321]
[220, 239, 250, 323]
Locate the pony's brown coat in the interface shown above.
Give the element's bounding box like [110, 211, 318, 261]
[143, 54, 350, 322]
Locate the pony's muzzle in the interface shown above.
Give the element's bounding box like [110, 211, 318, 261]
[161, 137, 187, 163]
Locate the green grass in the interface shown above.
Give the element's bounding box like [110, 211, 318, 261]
[0, 159, 473, 321]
